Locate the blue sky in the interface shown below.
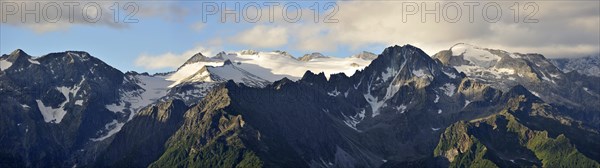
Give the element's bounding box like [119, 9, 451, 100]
[1, 1, 599, 73]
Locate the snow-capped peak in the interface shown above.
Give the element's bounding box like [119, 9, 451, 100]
[550, 55, 600, 77]
[10, 49, 27, 56]
[273, 50, 295, 59]
[298, 52, 328, 62]
[450, 43, 501, 68]
[239, 49, 259, 55]
[167, 59, 224, 83]
[183, 52, 210, 64]
[165, 50, 374, 83]
[351, 51, 378, 60]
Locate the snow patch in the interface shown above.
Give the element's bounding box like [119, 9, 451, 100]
[509, 53, 521, 59]
[393, 105, 407, 114]
[434, 94, 440, 103]
[438, 109, 443, 114]
[440, 83, 456, 96]
[530, 91, 541, 97]
[90, 120, 125, 141]
[583, 87, 594, 95]
[74, 100, 84, 106]
[431, 127, 441, 131]
[455, 65, 519, 81]
[183, 69, 213, 84]
[167, 62, 223, 86]
[412, 69, 427, 77]
[109, 75, 171, 120]
[105, 103, 126, 113]
[540, 74, 556, 84]
[36, 85, 82, 123]
[364, 93, 385, 117]
[36, 100, 68, 123]
[451, 44, 500, 68]
[443, 71, 457, 79]
[0, 59, 13, 71]
[380, 67, 394, 81]
[328, 87, 341, 97]
[496, 68, 515, 75]
[342, 109, 366, 132]
[28, 59, 40, 65]
[206, 64, 268, 87]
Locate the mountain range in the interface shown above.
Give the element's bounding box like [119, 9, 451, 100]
[0, 44, 598, 167]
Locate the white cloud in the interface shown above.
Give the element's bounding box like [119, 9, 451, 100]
[135, 46, 214, 70]
[232, 25, 288, 48]
[216, 1, 598, 58]
[1, 1, 125, 33]
[0, 1, 187, 33]
[292, 25, 336, 52]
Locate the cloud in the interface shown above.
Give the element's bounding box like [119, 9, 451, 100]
[136, 2, 188, 22]
[1, 1, 125, 33]
[213, 1, 597, 58]
[0, 1, 188, 33]
[134, 46, 214, 70]
[232, 25, 288, 48]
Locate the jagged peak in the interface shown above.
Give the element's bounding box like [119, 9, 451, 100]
[65, 50, 91, 56]
[2, 49, 31, 61]
[272, 77, 294, 90]
[504, 85, 541, 102]
[449, 43, 544, 58]
[273, 50, 292, 56]
[239, 49, 259, 55]
[125, 71, 150, 76]
[183, 52, 210, 64]
[10, 49, 28, 56]
[329, 72, 350, 82]
[378, 44, 433, 64]
[31, 50, 103, 64]
[223, 59, 234, 65]
[300, 70, 328, 83]
[214, 51, 227, 59]
[382, 44, 423, 55]
[351, 51, 378, 60]
[275, 77, 293, 84]
[298, 52, 328, 62]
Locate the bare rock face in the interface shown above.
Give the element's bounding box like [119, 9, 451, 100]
[298, 52, 328, 62]
[434, 43, 600, 129]
[550, 55, 600, 77]
[352, 51, 378, 60]
[0, 50, 140, 167]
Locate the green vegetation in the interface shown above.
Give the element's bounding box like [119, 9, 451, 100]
[149, 87, 264, 168]
[435, 110, 599, 168]
[434, 122, 498, 168]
